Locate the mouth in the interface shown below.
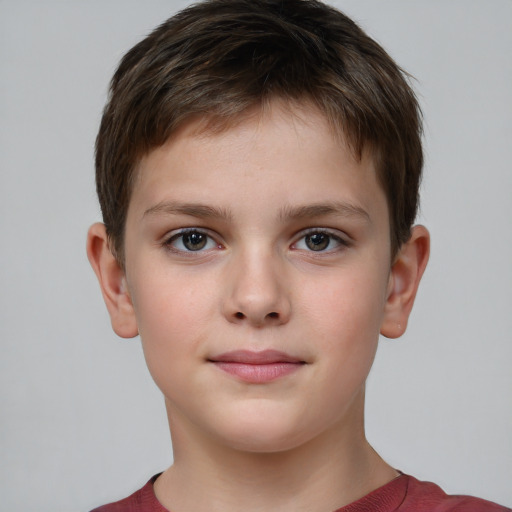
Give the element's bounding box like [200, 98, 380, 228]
[208, 350, 306, 383]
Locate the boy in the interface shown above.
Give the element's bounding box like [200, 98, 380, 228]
[86, 0, 509, 510]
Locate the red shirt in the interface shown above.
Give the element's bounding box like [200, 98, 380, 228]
[90, 473, 510, 511]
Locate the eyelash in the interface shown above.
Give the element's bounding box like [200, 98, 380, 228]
[291, 228, 349, 253]
[164, 228, 222, 254]
[163, 228, 349, 254]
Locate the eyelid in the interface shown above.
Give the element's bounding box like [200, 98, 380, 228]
[161, 226, 350, 253]
[291, 227, 350, 252]
[163, 227, 223, 253]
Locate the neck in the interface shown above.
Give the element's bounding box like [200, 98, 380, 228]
[154, 394, 398, 512]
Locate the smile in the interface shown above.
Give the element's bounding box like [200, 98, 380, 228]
[208, 350, 305, 383]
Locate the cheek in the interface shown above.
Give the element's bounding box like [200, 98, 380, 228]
[298, 267, 388, 383]
[131, 264, 210, 332]
[300, 269, 388, 337]
[129, 271, 215, 379]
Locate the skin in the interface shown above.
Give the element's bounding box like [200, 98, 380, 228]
[88, 102, 429, 512]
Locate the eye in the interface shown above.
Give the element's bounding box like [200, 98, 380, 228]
[165, 229, 219, 252]
[293, 230, 347, 252]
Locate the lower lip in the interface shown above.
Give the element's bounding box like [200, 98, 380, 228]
[212, 362, 303, 383]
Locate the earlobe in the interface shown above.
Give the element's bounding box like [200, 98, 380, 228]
[86, 223, 139, 338]
[380, 225, 430, 339]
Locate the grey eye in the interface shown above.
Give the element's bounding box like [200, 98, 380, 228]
[305, 233, 330, 251]
[182, 231, 208, 251]
[293, 230, 346, 253]
[167, 230, 218, 252]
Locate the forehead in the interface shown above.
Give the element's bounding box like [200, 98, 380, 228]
[136, 99, 367, 173]
[129, 101, 387, 225]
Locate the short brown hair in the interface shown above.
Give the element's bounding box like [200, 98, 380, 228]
[95, 0, 423, 263]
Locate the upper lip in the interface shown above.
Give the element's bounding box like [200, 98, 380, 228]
[209, 350, 304, 364]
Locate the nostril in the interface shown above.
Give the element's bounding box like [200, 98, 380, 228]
[231, 311, 282, 322]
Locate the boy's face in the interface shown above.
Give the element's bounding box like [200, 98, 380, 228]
[111, 103, 416, 453]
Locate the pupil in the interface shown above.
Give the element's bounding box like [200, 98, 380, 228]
[306, 233, 329, 251]
[184, 232, 207, 251]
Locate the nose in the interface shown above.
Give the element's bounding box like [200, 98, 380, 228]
[222, 248, 291, 327]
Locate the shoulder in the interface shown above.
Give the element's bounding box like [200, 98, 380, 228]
[89, 475, 168, 512]
[401, 475, 511, 511]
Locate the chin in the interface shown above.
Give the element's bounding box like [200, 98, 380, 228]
[222, 431, 305, 454]
[213, 410, 318, 454]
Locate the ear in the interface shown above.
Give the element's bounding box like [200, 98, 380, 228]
[86, 223, 139, 338]
[380, 225, 430, 339]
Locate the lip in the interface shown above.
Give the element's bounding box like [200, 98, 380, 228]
[209, 350, 305, 383]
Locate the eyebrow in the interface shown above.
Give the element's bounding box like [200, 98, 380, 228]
[278, 201, 371, 223]
[143, 200, 370, 223]
[143, 201, 233, 221]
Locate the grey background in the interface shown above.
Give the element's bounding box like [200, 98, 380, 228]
[1, 1, 511, 510]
